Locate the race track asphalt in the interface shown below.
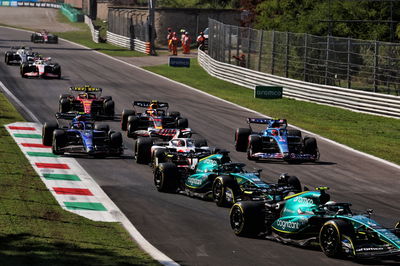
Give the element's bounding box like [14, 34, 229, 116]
[1, 27, 399, 266]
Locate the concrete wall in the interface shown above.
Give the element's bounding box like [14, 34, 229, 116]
[97, 1, 109, 20]
[63, 0, 83, 9]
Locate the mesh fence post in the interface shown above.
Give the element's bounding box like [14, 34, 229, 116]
[271, 30, 275, 75]
[228, 25, 232, 64]
[285, 32, 289, 78]
[303, 33, 308, 81]
[258, 30, 264, 71]
[347, 38, 352, 89]
[373, 41, 379, 92]
[236, 26, 240, 66]
[247, 28, 251, 69]
[325, 35, 330, 85]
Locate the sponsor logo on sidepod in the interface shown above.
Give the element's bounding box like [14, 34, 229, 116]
[277, 220, 300, 230]
[187, 177, 202, 186]
[293, 196, 314, 205]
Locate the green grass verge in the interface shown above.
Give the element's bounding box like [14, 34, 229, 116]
[144, 59, 400, 165]
[0, 92, 158, 265]
[53, 11, 146, 57]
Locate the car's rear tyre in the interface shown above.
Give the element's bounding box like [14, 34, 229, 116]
[110, 132, 123, 148]
[127, 116, 139, 138]
[235, 128, 251, 152]
[168, 111, 181, 118]
[94, 124, 110, 132]
[135, 137, 154, 164]
[59, 98, 70, 113]
[212, 175, 237, 207]
[247, 135, 261, 160]
[194, 138, 208, 148]
[52, 129, 65, 155]
[42, 122, 58, 146]
[230, 201, 265, 237]
[154, 162, 178, 192]
[5, 53, 11, 65]
[104, 100, 115, 117]
[121, 109, 135, 131]
[152, 148, 166, 167]
[177, 118, 188, 129]
[304, 137, 319, 159]
[287, 129, 302, 138]
[319, 219, 354, 258]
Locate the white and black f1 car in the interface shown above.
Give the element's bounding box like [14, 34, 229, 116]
[20, 57, 61, 79]
[4, 46, 38, 65]
[31, 30, 58, 44]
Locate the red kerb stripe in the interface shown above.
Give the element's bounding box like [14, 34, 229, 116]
[9, 126, 36, 130]
[22, 143, 48, 148]
[53, 187, 93, 196]
[35, 163, 69, 169]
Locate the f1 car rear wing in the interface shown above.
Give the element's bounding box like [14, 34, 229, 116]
[133, 101, 169, 109]
[69, 86, 102, 93]
[56, 111, 116, 121]
[247, 118, 270, 124]
[55, 112, 94, 121]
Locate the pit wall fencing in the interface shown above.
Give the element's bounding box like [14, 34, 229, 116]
[198, 49, 400, 118]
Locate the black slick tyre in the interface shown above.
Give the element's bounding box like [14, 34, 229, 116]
[304, 137, 319, 158]
[121, 109, 135, 131]
[319, 219, 354, 258]
[212, 176, 237, 207]
[42, 122, 58, 146]
[247, 135, 261, 160]
[103, 100, 115, 117]
[52, 129, 65, 155]
[94, 124, 110, 132]
[287, 129, 302, 137]
[194, 139, 208, 148]
[135, 137, 154, 164]
[235, 128, 251, 152]
[59, 98, 70, 113]
[230, 201, 265, 237]
[154, 162, 178, 192]
[177, 118, 188, 129]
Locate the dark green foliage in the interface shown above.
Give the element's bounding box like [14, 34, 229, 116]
[254, 0, 400, 42]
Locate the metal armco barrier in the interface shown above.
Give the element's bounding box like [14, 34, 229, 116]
[106, 31, 149, 54]
[198, 50, 400, 118]
[0, 1, 61, 8]
[84, 15, 99, 43]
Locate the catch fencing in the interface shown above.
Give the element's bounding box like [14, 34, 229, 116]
[198, 49, 400, 118]
[107, 8, 151, 53]
[208, 19, 400, 95]
[84, 15, 99, 43]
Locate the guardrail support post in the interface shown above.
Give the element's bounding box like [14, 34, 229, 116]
[271, 30, 275, 75]
[257, 30, 264, 71]
[285, 32, 289, 78]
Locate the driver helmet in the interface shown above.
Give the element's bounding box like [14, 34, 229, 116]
[271, 129, 278, 136]
[150, 100, 159, 109]
[176, 140, 185, 147]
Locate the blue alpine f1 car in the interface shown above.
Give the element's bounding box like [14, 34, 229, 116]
[154, 151, 302, 207]
[41, 113, 123, 157]
[230, 187, 400, 258]
[235, 118, 319, 162]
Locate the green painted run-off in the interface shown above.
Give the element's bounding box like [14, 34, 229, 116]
[14, 134, 41, 139]
[43, 173, 81, 181]
[64, 202, 107, 211]
[27, 152, 58, 158]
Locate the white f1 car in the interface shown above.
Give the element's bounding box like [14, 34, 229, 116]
[20, 57, 61, 79]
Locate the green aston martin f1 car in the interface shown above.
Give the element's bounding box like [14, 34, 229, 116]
[154, 151, 302, 207]
[230, 187, 400, 258]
